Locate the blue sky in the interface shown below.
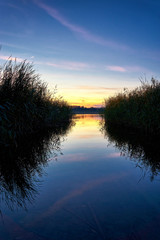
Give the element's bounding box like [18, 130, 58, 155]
[0, 0, 159, 107]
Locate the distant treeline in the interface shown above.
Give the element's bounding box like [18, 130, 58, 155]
[72, 106, 104, 114]
[104, 78, 160, 135]
[0, 60, 72, 146]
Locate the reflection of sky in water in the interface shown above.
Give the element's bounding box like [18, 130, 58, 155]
[56, 114, 118, 161]
[1, 114, 160, 240]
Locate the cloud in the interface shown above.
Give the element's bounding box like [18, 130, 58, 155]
[35, 59, 91, 71]
[77, 85, 121, 90]
[35, 1, 129, 51]
[106, 65, 127, 72]
[0, 55, 24, 62]
[0, 42, 33, 52]
[93, 104, 104, 108]
[46, 61, 91, 71]
[62, 85, 121, 90]
[107, 152, 121, 158]
[0, 42, 60, 56]
[106, 65, 152, 73]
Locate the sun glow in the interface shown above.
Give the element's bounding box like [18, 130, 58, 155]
[51, 86, 118, 108]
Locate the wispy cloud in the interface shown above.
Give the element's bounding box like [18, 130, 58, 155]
[62, 85, 121, 90]
[107, 152, 121, 158]
[46, 61, 91, 71]
[106, 65, 152, 73]
[35, 59, 91, 71]
[106, 65, 127, 72]
[0, 42, 60, 56]
[7, 3, 24, 11]
[35, 1, 129, 51]
[77, 85, 121, 90]
[93, 104, 104, 108]
[0, 42, 32, 51]
[0, 55, 24, 62]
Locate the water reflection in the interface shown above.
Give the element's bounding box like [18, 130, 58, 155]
[0, 120, 73, 210]
[102, 120, 160, 180]
[2, 114, 160, 240]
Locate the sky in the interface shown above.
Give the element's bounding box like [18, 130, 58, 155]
[0, 0, 159, 107]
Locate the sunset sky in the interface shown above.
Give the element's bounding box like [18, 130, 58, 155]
[0, 0, 159, 107]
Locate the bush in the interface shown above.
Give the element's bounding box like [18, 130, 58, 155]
[0, 60, 72, 146]
[104, 78, 160, 135]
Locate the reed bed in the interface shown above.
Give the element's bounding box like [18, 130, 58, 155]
[104, 78, 160, 135]
[0, 60, 72, 146]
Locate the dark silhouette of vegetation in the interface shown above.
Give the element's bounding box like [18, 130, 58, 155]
[104, 78, 160, 135]
[72, 106, 104, 114]
[0, 60, 72, 146]
[0, 119, 73, 210]
[102, 121, 160, 180]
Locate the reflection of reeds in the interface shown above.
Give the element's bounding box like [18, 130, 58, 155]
[64, 203, 106, 240]
[0, 119, 73, 210]
[0, 60, 72, 147]
[87, 204, 106, 240]
[104, 78, 160, 135]
[102, 121, 160, 181]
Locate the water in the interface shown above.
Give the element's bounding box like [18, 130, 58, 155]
[1, 114, 160, 240]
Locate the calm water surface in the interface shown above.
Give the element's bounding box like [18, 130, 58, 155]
[1, 114, 160, 240]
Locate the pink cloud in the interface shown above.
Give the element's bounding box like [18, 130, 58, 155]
[0, 55, 24, 62]
[107, 152, 121, 158]
[46, 61, 90, 71]
[106, 65, 127, 72]
[106, 65, 152, 74]
[35, 1, 129, 51]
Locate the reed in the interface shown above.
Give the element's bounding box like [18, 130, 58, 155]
[104, 78, 160, 135]
[0, 59, 72, 146]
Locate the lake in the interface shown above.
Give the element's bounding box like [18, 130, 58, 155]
[1, 114, 160, 240]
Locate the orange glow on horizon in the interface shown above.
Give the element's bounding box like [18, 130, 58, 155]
[47, 74, 123, 108]
[56, 90, 112, 108]
[63, 89, 117, 108]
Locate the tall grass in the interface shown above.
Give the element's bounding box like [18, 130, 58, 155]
[0, 60, 72, 146]
[104, 78, 160, 135]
